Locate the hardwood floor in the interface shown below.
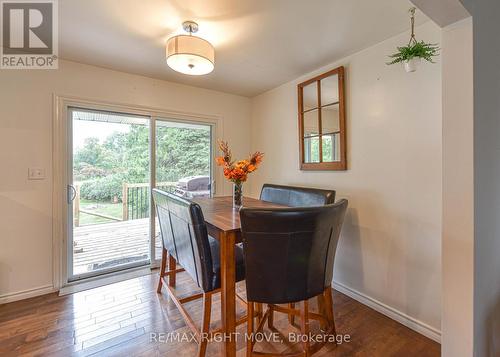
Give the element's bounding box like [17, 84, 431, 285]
[0, 272, 440, 356]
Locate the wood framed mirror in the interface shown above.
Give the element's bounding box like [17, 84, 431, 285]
[298, 66, 346, 170]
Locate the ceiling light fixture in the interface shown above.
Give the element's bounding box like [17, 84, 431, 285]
[166, 21, 215, 76]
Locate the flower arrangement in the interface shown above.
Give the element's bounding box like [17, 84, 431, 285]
[216, 140, 263, 207]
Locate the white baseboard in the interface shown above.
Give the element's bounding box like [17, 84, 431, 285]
[332, 280, 441, 343]
[0, 285, 56, 305]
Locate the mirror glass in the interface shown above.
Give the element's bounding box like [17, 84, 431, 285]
[320, 74, 339, 106]
[303, 136, 320, 163]
[321, 104, 339, 135]
[302, 82, 318, 111]
[303, 109, 319, 137]
[321, 134, 340, 162]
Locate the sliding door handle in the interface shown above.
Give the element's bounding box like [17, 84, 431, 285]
[67, 185, 77, 204]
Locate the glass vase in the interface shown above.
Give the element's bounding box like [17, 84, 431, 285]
[232, 182, 243, 208]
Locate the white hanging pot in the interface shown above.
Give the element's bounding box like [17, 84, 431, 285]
[404, 57, 420, 72]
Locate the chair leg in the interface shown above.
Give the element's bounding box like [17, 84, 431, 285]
[317, 294, 327, 331]
[198, 292, 212, 357]
[247, 302, 254, 357]
[300, 300, 311, 357]
[323, 287, 336, 337]
[157, 248, 167, 293]
[256, 303, 263, 325]
[168, 252, 177, 287]
[267, 304, 274, 329]
[288, 303, 296, 325]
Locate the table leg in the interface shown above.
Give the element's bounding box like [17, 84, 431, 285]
[220, 230, 236, 357]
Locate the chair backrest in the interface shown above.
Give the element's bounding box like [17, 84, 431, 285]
[240, 199, 348, 304]
[260, 183, 335, 207]
[152, 189, 214, 292]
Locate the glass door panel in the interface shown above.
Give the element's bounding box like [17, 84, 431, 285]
[69, 108, 150, 280]
[153, 119, 213, 261]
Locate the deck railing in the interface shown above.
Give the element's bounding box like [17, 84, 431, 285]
[74, 181, 176, 227]
[122, 182, 176, 220]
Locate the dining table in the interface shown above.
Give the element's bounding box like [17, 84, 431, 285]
[191, 195, 285, 357]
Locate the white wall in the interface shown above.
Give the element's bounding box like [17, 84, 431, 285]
[0, 60, 251, 301]
[249, 22, 443, 337]
[458, 1, 500, 356]
[441, 18, 474, 357]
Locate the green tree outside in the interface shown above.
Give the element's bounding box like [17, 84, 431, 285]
[75, 124, 210, 203]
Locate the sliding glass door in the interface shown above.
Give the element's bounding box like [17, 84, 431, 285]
[152, 119, 213, 262]
[66, 107, 214, 281]
[68, 108, 151, 280]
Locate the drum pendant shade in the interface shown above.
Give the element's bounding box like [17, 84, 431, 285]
[166, 33, 215, 75]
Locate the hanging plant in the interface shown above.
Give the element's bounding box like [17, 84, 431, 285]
[387, 8, 439, 72]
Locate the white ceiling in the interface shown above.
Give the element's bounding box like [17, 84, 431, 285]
[59, 0, 429, 97]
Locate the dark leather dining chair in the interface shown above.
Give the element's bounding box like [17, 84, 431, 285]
[260, 183, 336, 325]
[152, 189, 246, 357]
[240, 199, 348, 357]
[260, 183, 335, 207]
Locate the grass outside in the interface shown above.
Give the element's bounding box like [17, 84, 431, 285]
[78, 199, 123, 226]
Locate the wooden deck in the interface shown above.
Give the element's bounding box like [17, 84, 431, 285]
[73, 219, 161, 275]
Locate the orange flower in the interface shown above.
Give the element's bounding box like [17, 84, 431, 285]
[250, 152, 264, 166]
[217, 140, 233, 165]
[230, 167, 247, 182]
[236, 160, 248, 169]
[216, 140, 264, 184]
[216, 157, 226, 166]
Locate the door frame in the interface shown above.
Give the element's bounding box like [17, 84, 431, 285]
[53, 95, 223, 289]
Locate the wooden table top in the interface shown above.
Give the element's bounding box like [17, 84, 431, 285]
[192, 196, 284, 233]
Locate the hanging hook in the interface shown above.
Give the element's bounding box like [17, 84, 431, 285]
[408, 7, 417, 46]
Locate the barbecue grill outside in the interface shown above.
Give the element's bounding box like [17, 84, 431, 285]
[173, 175, 211, 198]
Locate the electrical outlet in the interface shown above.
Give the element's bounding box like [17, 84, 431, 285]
[28, 167, 45, 180]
